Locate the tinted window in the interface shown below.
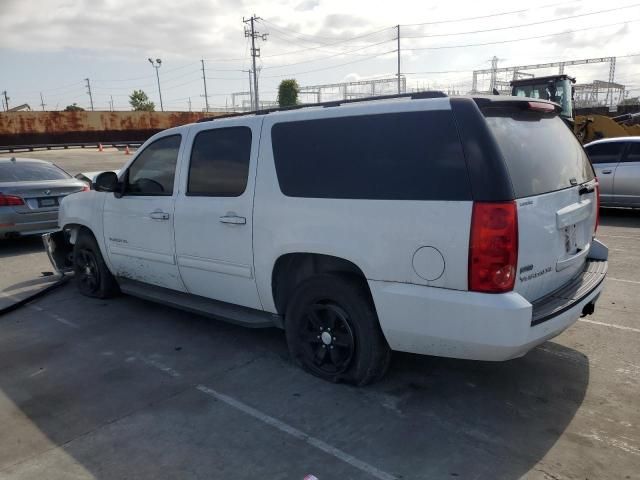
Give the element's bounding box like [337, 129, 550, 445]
[484, 109, 594, 198]
[622, 143, 640, 163]
[271, 110, 470, 200]
[126, 135, 181, 195]
[584, 142, 625, 164]
[0, 162, 70, 182]
[188, 127, 252, 196]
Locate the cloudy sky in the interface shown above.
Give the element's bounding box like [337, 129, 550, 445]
[1, 0, 639, 111]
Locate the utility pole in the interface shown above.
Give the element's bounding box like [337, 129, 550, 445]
[148, 58, 164, 112]
[109, 95, 114, 111]
[188, 97, 192, 112]
[39, 92, 46, 111]
[84, 78, 94, 111]
[2, 91, 9, 111]
[396, 24, 401, 95]
[242, 69, 254, 110]
[201, 59, 210, 113]
[244, 15, 268, 110]
[489, 56, 498, 93]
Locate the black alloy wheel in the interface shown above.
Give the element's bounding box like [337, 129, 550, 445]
[300, 302, 355, 376]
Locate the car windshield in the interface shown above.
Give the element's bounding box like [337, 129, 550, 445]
[512, 78, 572, 118]
[0, 162, 71, 182]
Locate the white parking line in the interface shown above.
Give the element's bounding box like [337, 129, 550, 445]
[608, 277, 640, 285]
[28, 305, 79, 329]
[196, 385, 398, 480]
[134, 353, 396, 480]
[579, 319, 640, 333]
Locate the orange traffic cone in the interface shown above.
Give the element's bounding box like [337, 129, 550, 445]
[125, 145, 130, 155]
[98, 143, 103, 152]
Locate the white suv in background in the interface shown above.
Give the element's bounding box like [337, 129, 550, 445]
[44, 93, 608, 385]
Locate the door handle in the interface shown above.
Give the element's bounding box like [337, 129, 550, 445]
[601, 169, 612, 174]
[219, 215, 246, 225]
[149, 211, 170, 220]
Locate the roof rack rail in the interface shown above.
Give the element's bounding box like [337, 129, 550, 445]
[197, 90, 447, 123]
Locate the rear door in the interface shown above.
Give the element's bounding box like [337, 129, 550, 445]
[584, 141, 624, 205]
[613, 142, 640, 207]
[173, 119, 262, 310]
[483, 104, 597, 302]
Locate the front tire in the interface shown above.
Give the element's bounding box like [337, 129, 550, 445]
[73, 231, 119, 298]
[284, 274, 391, 386]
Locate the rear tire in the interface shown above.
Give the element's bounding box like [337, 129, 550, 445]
[284, 274, 391, 386]
[73, 231, 119, 298]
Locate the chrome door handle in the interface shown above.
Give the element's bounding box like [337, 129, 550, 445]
[601, 169, 612, 174]
[149, 211, 170, 220]
[219, 215, 246, 225]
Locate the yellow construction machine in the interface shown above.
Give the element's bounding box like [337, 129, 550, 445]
[510, 75, 640, 144]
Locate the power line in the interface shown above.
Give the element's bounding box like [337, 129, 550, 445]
[261, 38, 393, 70]
[403, 0, 574, 26]
[402, 4, 640, 38]
[261, 49, 396, 79]
[403, 19, 640, 51]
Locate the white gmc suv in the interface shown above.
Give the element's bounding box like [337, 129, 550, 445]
[43, 93, 608, 385]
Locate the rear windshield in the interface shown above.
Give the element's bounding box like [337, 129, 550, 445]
[0, 162, 71, 182]
[483, 108, 594, 198]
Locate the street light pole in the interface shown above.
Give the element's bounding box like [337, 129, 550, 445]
[148, 58, 164, 112]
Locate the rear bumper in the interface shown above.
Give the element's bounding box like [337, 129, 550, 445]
[0, 209, 58, 238]
[369, 257, 607, 361]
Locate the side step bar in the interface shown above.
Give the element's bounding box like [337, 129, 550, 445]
[118, 278, 283, 329]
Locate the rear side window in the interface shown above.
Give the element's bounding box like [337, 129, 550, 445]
[622, 143, 640, 163]
[483, 109, 594, 198]
[585, 142, 625, 164]
[0, 162, 70, 182]
[187, 127, 252, 196]
[271, 110, 470, 200]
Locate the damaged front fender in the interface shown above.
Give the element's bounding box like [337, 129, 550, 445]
[42, 231, 74, 274]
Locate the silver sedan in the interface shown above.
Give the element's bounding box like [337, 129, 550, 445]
[0, 157, 88, 239]
[584, 137, 640, 208]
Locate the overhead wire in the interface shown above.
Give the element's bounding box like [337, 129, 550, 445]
[402, 4, 640, 38]
[403, 19, 640, 51]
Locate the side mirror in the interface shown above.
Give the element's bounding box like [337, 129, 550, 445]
[94, 171, 119, 192]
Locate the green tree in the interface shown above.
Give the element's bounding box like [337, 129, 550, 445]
[129, 90, 155, 111]
[278, 79, 299, 107]
[64, 103, 84, 112]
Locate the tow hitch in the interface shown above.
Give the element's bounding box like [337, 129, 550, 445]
[581, 301, 596, 317]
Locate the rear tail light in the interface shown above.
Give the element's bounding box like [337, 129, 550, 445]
[81, 185, 90, 192]
[468, 201, 518, 293]
[594, 179, 600, 234]
[0, 193, 25, 206]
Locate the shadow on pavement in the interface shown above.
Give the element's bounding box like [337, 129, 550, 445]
[0, 286, 589, 480]
[0, 236, 44, 258]
[599, 207, 640, 228]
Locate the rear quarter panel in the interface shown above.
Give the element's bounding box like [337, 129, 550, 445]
[253, 100, 473, 313]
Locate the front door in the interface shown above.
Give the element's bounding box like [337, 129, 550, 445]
[174, 120, 262, 309]
[614, 142, 640, 207]
[103, 133, 186, 291]
[586, 141, 624, 205]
